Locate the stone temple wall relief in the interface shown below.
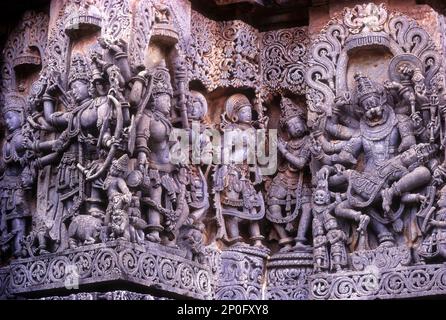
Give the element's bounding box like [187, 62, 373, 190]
[2, 1, 446, 300]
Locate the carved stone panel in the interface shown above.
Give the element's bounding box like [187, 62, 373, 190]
[216, 246, 269, 300]
[1, 0, 446, 301]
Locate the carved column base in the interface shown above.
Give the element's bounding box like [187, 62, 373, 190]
[38, 290, 170, 300]
[309, 245, 446, 300]
[7, 240, 214, 300]
[266, 250, 313, 300]
[215, 245, 270, 300]
[0, 266, 12, 300]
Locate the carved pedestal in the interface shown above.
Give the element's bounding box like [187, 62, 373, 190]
[39, 290, 170, 300]
[309, 246, 446, 300]
[0, 267, 12, 299]
[7, 240, 214, 300]
[215, 246, 270, 300]
[266, 250, 313, 300]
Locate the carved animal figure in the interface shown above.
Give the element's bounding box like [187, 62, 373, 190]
[68, 215, 102, 248]
[110, 209, 130, 241]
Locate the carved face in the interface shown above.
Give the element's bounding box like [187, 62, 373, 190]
[153, 93, 171, 115]
[314, 190, 328, 205]
[70, 80, 90, 103]
[237, 105, 252, 124]
[188, 99, 203, 120]
[400, 147, 418, 168]
[361, 96, 383, 122]
[4, 110, 21, 132]
[287, 116, 306, 138]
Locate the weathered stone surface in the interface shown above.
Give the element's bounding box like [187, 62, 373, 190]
[9, 240, 214, 299]
[215, 246, 269, 300]
[266, 251, 313, 300]
[1, 0, 446, 300]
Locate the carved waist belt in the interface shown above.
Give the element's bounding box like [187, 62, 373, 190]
[148, 161, 175, 173]
[221, 196, 244, 207]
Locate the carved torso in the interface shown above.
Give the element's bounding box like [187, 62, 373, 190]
[359, 107, 400, 171]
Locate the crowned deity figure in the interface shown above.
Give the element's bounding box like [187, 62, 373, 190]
[213, 93, 265, 247]
[0, 93, 34, 258]
[317, 73, 433, 247]
[127, 60, 188, 245]
[25, 53, 123, 251]
[266, 97, 313, 252]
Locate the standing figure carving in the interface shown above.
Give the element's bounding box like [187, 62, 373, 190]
[0, 93, 34, 258]
[183, 90, 211, 229]
[265, 97, 313, 252]
[213, 93, 265, 247]
[25, 52, 124, 251]
[128, 60, 188, 245]
[311, 175, 347, 273]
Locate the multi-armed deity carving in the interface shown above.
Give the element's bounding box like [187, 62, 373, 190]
[4, 0, 446, 301]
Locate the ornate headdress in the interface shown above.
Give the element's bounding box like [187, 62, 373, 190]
[354, 72, 383, 104]
[188, 90, 208, 119]
[68, 53, 92, 87]
[314, 171, 330, 203]
[224, 93, 252, 121]
[279, 97, 305, 128]
[151, 59, 173, 97]
[111, 154, 129, 172]
[2, 92, 26, 116]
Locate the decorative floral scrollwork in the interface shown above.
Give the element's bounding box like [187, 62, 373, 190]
[93, 249, 119, 277]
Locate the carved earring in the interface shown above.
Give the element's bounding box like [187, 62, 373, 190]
[232, 115, 238, 123]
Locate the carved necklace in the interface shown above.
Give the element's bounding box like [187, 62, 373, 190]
[3, 130, 21, 164]
[286, 135, 308, 151]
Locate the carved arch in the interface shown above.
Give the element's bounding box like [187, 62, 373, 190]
[305, 3, 443, 123]
[1, 11, 49, 94]
[44, 0, 131, 78]
[129, 0, 189, 68]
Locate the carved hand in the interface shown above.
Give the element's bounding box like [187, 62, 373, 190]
[277, 138, 287, 154]
[410, 112, 423, 126]
[22, 136, 34, 151]
[45, 82, 59, 97]
[310, 141, 322, 157]
[338, 150, 357, 165]
[316, 166, 330, 181]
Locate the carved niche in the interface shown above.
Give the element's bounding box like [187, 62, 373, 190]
[305, 2, 444, 123]
[1, 11, 49, 94]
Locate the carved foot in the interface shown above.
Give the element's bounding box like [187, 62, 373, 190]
[357, 214, 370, 232]
[68, 240, 78, 250]
[293, 241, 311, 252]
[13, 249, 23, 258]
[146, 233, 161, 243]
[84, 238, 96, 245]
[378, 240, 395, 248]
[253, 240, 263, 247]
[279, 244, 293, 253]
[38, 246, 50, 255]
